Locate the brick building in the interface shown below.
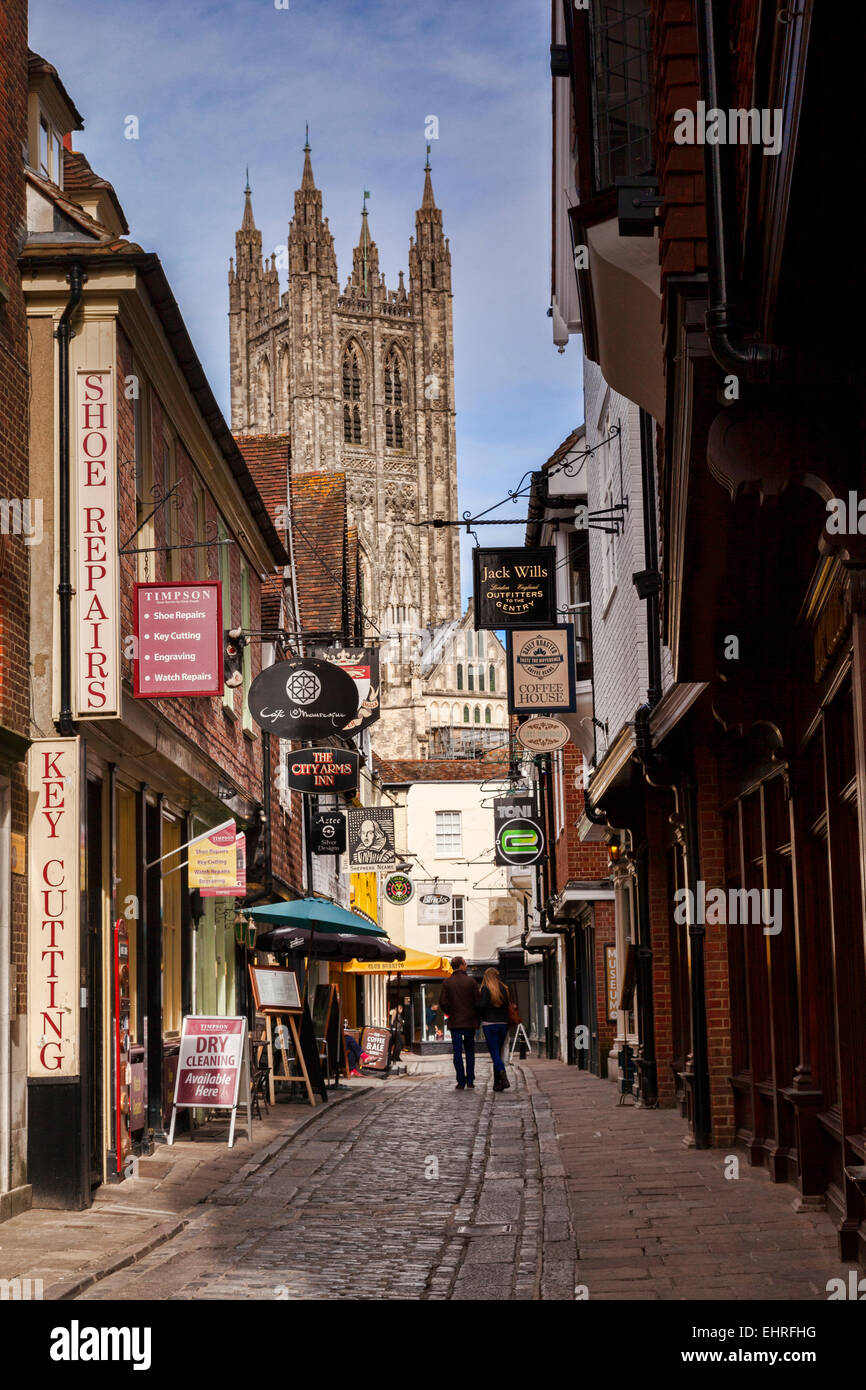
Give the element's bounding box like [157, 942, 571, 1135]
[0, 0, 31, 1224]
[548, 0, 866, 1265]
[19, 51, 294, 1209]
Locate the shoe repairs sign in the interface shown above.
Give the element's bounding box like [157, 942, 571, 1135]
[134, 581, 222, 697]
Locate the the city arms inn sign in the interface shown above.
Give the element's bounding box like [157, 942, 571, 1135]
[27, 739, 81, 1077]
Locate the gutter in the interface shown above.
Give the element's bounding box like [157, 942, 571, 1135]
[693, 0, 786, 381]
[55, 264, 85, 737]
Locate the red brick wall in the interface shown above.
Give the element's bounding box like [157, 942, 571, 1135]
[115, 326, 303, 892]
[552, 744, 610, 889]
[647, 795, 677, 1106]
[594, 900, 616, 1063]
[0, 0, 30, 1021]
[695, 743, 735, 1144]
[651, 1, 707, 292]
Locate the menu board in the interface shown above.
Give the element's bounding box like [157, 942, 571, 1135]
[248, 964, 302, 1013]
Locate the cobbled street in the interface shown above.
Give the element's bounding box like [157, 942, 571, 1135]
[76, 1060, 553, 1302]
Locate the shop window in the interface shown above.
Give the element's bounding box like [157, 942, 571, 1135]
[241, 559, 253, 734]
[587, 0, 653, 194]
[218, 515, 233, 712]
[116, 787, 139, 1040]
[162, 817, 182, 1036]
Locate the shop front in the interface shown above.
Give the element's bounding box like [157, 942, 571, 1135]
[345, 951, 453, 1053]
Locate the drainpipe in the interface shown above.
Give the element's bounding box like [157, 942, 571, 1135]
[693, 0, 785, 381]
[55, 265, 85, 736]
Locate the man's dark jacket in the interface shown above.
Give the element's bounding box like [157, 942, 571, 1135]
[439, 971, 480, 1030]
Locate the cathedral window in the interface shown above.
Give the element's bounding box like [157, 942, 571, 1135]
[352, 405, 361, 443]
[385, 348, 403, 405]
[478, 667, 485, 692]
[468, 667, 474, 692]
[303, 241, 308, 272]
[430, 260, 437, 288]
[466, 632, 473, 658]
[485, 706, 491, 725]
[474, 705, 480, 724]
[342, 342, 364, 444]
[385, 409, 394, 448]
[394, 411, 404, 448]
[457, 663, 463, 690]
[463, 706, 469, 724]
[344, 404, 352, 443]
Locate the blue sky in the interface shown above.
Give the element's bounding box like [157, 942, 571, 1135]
[31, 0, 581, 600]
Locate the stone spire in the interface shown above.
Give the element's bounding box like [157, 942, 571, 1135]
[289, 138, 336, 279]
[410, 149, 451, 296]
[350, 194, 380, 294]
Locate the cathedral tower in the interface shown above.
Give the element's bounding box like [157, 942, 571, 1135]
[228, 148, 461, 756]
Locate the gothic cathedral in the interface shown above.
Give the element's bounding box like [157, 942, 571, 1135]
[228, 144, 461, 756]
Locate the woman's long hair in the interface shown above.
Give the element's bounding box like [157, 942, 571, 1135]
[482, 967, 506, 1007]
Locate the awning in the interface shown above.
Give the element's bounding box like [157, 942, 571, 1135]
[242, 897, 387, 937]
[254, 926, 404, 963]
[344, 948, 453, 977]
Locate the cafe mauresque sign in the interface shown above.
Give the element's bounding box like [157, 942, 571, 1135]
[286, 747, 360, 794]
[27, 738, 81, 1077]
[473, 546, 556, 629]
[247, 658, 359, 739]
[74, 370, 120, 717]
[134, 582, 222, 697]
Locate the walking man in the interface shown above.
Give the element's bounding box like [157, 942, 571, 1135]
[438, 957, 480, 1090]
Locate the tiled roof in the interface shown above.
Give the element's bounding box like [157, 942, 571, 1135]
[234, 435, 289, 536]
[62, 149, 129, 234]
[25, 167, 118, 242]
[28, 50, 84, 128]
[289, 472, 348, 636]
[374, 752, 511, 784]
[260, 574, 284, 633]
[543, 426, 584, 475]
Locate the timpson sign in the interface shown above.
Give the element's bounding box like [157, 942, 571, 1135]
[27, 738, 81, 1078]
[73, 370, 119, 717]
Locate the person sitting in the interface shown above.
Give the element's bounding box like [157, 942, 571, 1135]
[344, 1028, 363, 1076]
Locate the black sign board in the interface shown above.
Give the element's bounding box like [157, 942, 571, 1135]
[285, 747, 360, 794]
[493, 793, 545, 867]
[473, 546, 556, 629]
[311, 811, 347, 856]
[313, 646, 381, 733]
[347, 806, 397, 869]
[247, 658, 359, 739]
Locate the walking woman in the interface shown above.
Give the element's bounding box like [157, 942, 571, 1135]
[478, 967, 512, 1091]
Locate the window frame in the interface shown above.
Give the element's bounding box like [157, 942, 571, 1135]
[435, 810, 462, 858]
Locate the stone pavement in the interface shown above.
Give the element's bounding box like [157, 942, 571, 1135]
[0, 1078, 373, 1299]
[529, 1059, 860, 1301]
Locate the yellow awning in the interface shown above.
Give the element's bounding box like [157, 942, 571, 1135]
[343, 948, 453, 977]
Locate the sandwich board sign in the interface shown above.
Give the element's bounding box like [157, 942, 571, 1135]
[168, 1016, 251, 1148]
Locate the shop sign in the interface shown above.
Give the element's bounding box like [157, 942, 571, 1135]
[172, 1016, 246, 1109]
[201, 833, 246, 898]
[516, 715, 570, 752]
[74, 370, 119, 716]
[133, 581, 222, 697]
[360, 1025, 391, 1071]
[286, 746, 359, 794]
[247, 658, 359, 739]
[473, 546, 556, 629]
[314, 645, 380, 732]
[418, 884, 452, 925]
[311, 811, 347, 856]
[347, 807, 398, 870]
[605, 945, 619, 1022]
[507, 625, 576, 714]
[27, 737, 80, 1078]
[188, 820, 237, 890]
[493, 793, 545, 867]
[384, 872, 414, 906]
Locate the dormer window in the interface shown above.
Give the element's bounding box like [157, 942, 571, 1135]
[38, 112, 64, 188]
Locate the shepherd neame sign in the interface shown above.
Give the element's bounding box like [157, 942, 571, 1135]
[473, 547, 556, 629]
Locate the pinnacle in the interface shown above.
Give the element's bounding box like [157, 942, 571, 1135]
[421, 165, 437, 212]
[241, 174, 256, 232]
[301, 143, 316, 192]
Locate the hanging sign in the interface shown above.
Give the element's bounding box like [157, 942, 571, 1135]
[605, 945, 619, 1022]
[347, 806, 398, 870]
[247, 658, 359, 739]
[516, 715, 571, 752]
[418, 883, 452, 925]
[314, 646, 381, 732]
[384, 872, 414, 906]
[74, 369, 120, 716]
[133, 581, 222, 697]
[507, 625, 576, 714]
[27, 738, 81, 1078]
[188, 820, 237, 890]
[473, 546, 556, 629]
[286, 747, 360, 794]
[493, 793, 545, 867]
[311, 811, 347, 856]
[201, 833, 246, 898]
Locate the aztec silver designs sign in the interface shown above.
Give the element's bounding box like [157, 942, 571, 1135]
[74, 370, 120, 716]
[27, 738, 81, 1077]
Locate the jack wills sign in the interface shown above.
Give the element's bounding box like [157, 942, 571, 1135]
[27, 738, 81, 1077]
[74, 370, 119, 716]
[473, 547, 556, 629]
